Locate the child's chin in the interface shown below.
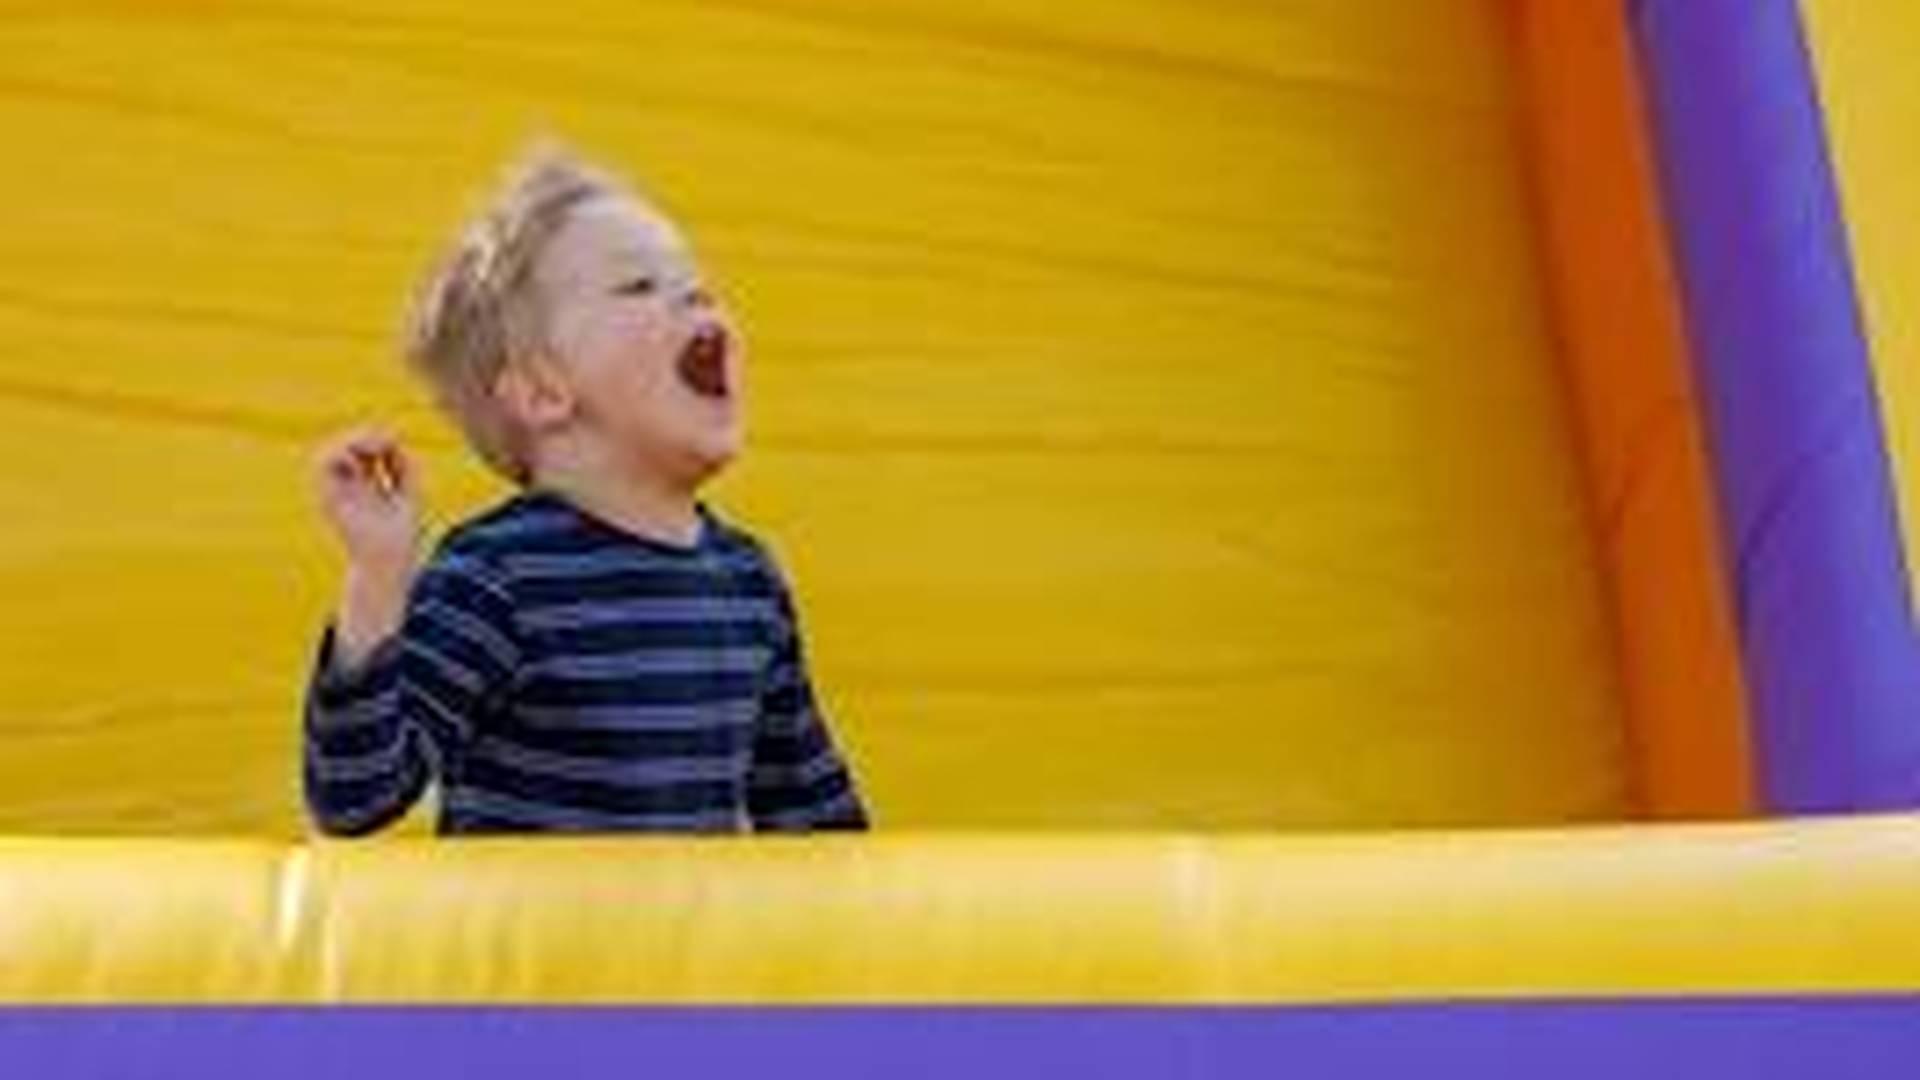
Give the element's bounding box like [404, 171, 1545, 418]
[687, 429, 744, 475]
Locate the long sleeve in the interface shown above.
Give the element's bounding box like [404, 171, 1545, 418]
[746, 574, 868, 832]
[303, 551, 520, 836]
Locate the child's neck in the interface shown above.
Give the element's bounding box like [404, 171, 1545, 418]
[531, 456, 704, 549]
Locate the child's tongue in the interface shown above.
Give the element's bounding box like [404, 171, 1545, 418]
[676, 329, 729, 398]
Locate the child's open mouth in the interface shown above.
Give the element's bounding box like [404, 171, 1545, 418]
[675, 324, 731, 400]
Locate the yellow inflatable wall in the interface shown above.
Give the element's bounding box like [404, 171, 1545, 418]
[0, 0, 1628, 833]
[6, 815, 1920, 1001]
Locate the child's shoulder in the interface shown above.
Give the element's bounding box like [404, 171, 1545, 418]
[700, 506, 787, 573]
[700, 505, 763, 553]
[429, 491, 565, 565]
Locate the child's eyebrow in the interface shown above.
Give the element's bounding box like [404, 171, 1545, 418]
[609, 242, 696, 278]
[611, 236, 690, 263]
[602, 255, 700, 298]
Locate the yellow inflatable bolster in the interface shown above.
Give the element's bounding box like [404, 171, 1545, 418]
[3, 814, 1918, 1002]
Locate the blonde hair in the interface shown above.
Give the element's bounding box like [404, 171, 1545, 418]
[403, 143, 626, 482]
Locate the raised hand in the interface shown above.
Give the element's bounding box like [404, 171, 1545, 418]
[313, 427, 424, 667]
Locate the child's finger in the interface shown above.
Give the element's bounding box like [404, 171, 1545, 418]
[313, 427, 419, 509]
[344, 444, 401, 498]
[317, 450, 380, 503]
[342, 435, 406, 489]
[318, 446, 366, 491]
[329, 428, 397, 467]
[369, 450, 400, 498]
[379, 443, 419, 500]
[317, 429, 379, 475]
[335, 447, 379, 490]
[326, 455, 361, 487]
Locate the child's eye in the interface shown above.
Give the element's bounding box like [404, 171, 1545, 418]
[614, 276, 658, 296]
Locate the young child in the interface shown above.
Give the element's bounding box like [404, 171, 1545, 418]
[304, 145, 867, 836]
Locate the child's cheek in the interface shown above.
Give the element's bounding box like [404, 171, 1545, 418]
[621, 307, 673, 354]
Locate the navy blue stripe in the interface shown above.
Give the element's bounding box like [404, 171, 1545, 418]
[407, 637, 488, 697]
[305, 747, 428, 836]
[305, 734, 414, 783]
[750, 764, 853, 816]
[307, 711, 401, 759]
[456, 755, 743, 816]
[514, 698, 758, 731]
[519, 669, 763, 708]
[495, 719, 750, 766]
[403, 654, 484, 734]
[441, 788, 740, 832]
[518, 596, 775, 631]
[310, 674, 391, 711]
[308, 639, 397, 710]
[523, 647, 769, 680]
[525, 618, 768, 656]
[512, 567, 774, 607]
[415, 600, 519, 672]
[754, 788, 866, 831]
[762, 682, 808, 716]
[307, 670, 404, 757]
[752, 725, 832, 767]
[472, 734, 745, 786]
[415, 558, 514, 619]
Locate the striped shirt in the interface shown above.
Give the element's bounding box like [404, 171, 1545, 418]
[303, 491, 867, 836]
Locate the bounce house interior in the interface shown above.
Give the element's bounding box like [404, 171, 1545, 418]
[2, 0, 1919, 1038]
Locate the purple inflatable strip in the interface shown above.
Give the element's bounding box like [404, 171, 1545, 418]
[1, 1002, 1918, 1078]
[1630, 0, 1920, 811]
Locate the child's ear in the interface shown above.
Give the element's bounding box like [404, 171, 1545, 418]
[494, 356, 576, 431]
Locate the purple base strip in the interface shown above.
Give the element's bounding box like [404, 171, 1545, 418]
[2, 1001, 1918, 1078]
[1631, 0, 1920, 811]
